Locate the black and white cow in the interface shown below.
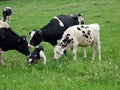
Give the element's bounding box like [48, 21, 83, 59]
[29, 13, 84, 47]
[54, 23, 101, 62]
[0, 27, 30, 63]
[28, 46, 46, 65]
[1, 7, 12, 22]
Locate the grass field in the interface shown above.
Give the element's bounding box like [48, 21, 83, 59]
[0, 0, 120, 90]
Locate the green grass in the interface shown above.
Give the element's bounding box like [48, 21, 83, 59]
[0, 0, 120, 90]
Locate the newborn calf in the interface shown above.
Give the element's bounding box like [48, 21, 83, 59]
[28, 46, 46, 65]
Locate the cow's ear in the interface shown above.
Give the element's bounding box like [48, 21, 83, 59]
[72, 16, 78, 20]
[29, 29, 36, 35]
[29, 32, 31, 35]
[18, 36, 26, 42]
[33, 29, 36, 31]
[20, 35, 26, 41]
[76, 13, 81, 16]
[72, 13, 81, 20]
[38, 46, 44, 51]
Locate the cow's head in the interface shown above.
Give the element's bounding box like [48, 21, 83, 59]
[72, 13, 84, 25]
[29, 30, 43, 47]
[4, 7, 12, 16]
[54, 45, 65, 60]
[16, 36, 30, 56]
[0, 28, 30, 56]
[1, 35, 30, 56]
[2, 7, 12, 22]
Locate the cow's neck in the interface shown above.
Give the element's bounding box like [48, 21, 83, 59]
[37, 30, 44, 41]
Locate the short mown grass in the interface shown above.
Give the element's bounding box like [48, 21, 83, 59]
[0, 0, 120, 90]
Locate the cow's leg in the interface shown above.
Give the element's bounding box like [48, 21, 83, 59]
[91, 43, 96, 62]
[83, 47, 87, 59]
[0, 49, 4, 64]
[73, 47, 77, 60]
[97, 40, 101, 61]
[72, 42, 78, 60]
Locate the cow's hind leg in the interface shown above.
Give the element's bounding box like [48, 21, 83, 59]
[0, 49, 4, 64]
[91, 43, 96, 63]
[97, 40, 101, 61]
[83, 47, 87, 59]
[72, 43, 78, 60]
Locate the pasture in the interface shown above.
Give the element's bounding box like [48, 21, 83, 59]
[0, 0, 120, 90]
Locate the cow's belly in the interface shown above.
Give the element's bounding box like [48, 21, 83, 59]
[78, 38, 92, 47]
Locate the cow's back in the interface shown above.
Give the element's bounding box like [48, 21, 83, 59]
[57, 15, 79, 29]
[41, 19, 65, 45]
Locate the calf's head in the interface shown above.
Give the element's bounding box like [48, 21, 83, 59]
[29, 30, 43, 47]
[54, 45, 65, 60]
[54, 34, 73, 60]
[28, 46, 46, 65]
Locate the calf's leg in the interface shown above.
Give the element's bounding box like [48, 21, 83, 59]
[97, 41, 101, 61]
[72, 43, 78, 60]
[91, 43, 96, 62]
[83, 47, 87, 59]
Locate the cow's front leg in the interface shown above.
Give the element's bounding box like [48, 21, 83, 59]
[72, 44, 78, 60]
